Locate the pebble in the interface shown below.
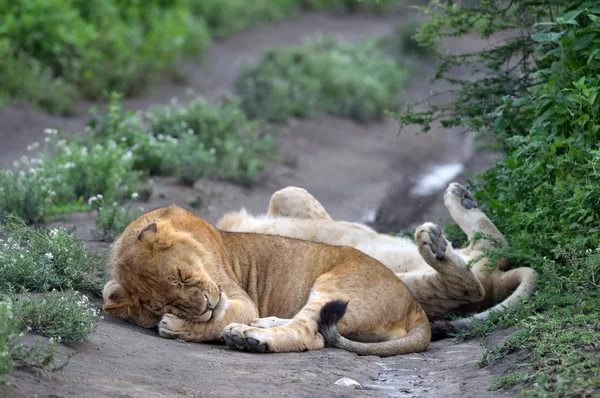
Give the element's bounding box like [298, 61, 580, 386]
[334, 377, 363, 389]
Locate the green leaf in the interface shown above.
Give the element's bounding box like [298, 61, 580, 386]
[560, 9, 583, 23]
[573, 34, 596, 51]
[531, 31, 565, 43]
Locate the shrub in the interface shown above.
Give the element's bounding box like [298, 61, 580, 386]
[300, 0, 406, 13]
[0, 291, 101, 382]
[190, 0, 298, 39]
[89, 95, 276, 187]
[0, 0, 210, 112]
[0, 129, 143, 224]
[235, 37, 408, 123]
[89, 194, 144, 242]
[397, 1, 600, 394]
[47, 137, 143, 205]
[0, 216, 101, 293]
[14, 291, 100, 344]
[0, 299, 18, 381]
[0, 53, 78, 115]
[0, 155, 63, 224]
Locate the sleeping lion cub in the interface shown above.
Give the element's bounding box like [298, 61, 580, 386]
[103, 206, 431, 356]
[217, 183, 539, 333]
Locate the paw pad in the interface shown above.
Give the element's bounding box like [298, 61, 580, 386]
[428, 224, 448, 261]
[224, 329, 268, 353]
[451, 184, 478, 210]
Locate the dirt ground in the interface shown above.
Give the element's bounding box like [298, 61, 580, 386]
[0, 11, 514, 398]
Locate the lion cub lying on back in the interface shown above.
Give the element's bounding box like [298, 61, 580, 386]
[217, 183, 539, 333]
[103, 206, 430, 356]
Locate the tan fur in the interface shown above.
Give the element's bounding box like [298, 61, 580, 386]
[217, 183, 539, 329]
[103, 206, 430, 356]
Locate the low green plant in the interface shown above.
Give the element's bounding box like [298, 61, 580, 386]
[235, 37, 408, 123]
[0, 299, 19, 381]
[190, 0, 298, 39]
[47, 136, 143, 205]
[89, 95, 276, 187]
[0, 130, 143, 225]
[490, 371, 530, 391]
[0, 53, 78, 115]
[0, 291, 100, 383]
[0, 156, 63, 224]
[90, 194, 144, 242]
[398, 1, 600, 394]
[300, 0, 406, 13]
[0, 216, 101, 293]
[0, 0, 210, 113]
[14, 291, 100, 344]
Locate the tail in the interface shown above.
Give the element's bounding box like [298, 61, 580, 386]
[431, 267, 540, 339]
[318, 300, 431, 357]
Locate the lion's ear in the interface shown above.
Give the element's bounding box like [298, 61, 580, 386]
[137, 222, 173, 250]
[138, 223, 157, 243]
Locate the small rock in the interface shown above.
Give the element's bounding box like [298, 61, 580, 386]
[334, 377, 362, 389]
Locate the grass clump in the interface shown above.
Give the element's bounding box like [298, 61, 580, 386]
[14, 291, 100, 344]
[0, 291, 101, 383]
[89, 194, 144, 242]
[301, 0, 407, 13]
[0, 216, 102, 293]
[0, 299, 19, 381]
[89, 95, 276, 187]
[0, 129, 143, 224]
[191, 0, 298, 39]
[0, 0, 410, 114]
[397, 1, 600, 395]
[0, 0, 210, 113]
[235, 37, 409, 124]
[0, 218, 103, 381]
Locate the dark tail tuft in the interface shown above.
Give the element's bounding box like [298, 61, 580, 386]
[318, 300, 348, 347]
[430, 320, 456, 341]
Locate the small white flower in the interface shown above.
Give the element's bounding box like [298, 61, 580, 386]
[131, 192, 139, 200]
[27, 142, 40, 151]
[44, 252, 54, 260]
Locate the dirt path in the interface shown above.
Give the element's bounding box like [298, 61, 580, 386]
[1, 11, 511, 398]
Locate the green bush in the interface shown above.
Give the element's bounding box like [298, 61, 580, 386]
[190, 0, 298, 39]
[0, 216, 101, 293]
[1, 291, 101, 382]
[48, 138, 143, 205]
[0, 53, 78, 115]
[89, 194, 144, 242]
[0, 299, 18, 381]
[0, 0, 411, 113]
[398, 1, 600, 395]
[301, 0, 406, 13]
[0, 132, 143, 225]
[89, 95, 276, 187]
[235, 37, 408, 123]
[0, 156, 63, 224]
[0, 0, 210, 113]
[14, 291, 100, 344]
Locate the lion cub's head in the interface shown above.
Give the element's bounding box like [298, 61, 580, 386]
[103, 206, 227, 323]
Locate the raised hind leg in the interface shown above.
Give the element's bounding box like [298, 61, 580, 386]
[267, 186, 333, 220]
[444, 182, 508, 253]
[409, 223, 485, 318]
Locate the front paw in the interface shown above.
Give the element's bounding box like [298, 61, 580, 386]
[158, 313, 189, 340]
[223, 323, 269, 353]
